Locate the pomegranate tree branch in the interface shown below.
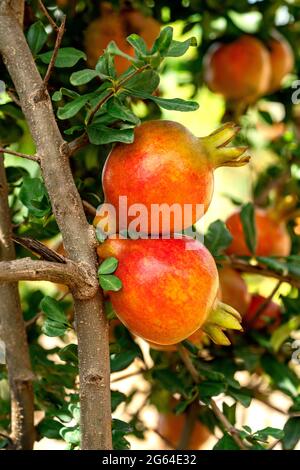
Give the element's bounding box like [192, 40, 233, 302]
[223, 256, 300, 289]
[43, 15, 66, 89]
[0, 147, 40, 163]
[0, 154, 35, 449]
[0, 1, 111, 449]
[178, 347, 247, 450]
[38, 0, 58, 31]
[0, 257, 97, 299]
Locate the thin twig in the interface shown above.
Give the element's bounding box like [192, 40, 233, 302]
[0, 147, 40, 163]
[12, 235, 67, 263]
[87, 65, 149, 125]
[43, 15, 66, 89]
[178, 347, 247, 450]
[68, 132, 89, 155]
[7, 88, 21, 107]
[222, 256, 300, 290]
[111, 369, 145, 383]
[82, 200, 97, 217]
[249, 280, 282, 327]
[38, 0, 59, 31]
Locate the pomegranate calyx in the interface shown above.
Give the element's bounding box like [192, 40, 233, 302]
[203, 301, 243, 345]
[200, 122, 250, 169]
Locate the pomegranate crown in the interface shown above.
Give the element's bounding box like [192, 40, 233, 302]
[200, 122, 251, 169]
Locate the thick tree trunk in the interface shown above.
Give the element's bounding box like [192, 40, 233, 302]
[0, 1, 112, 449]
[0, 158, 35, 449]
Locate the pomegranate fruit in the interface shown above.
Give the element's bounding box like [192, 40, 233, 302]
[218, 267, 250, 316]
[97, 236, 218, 345]
[100, 120, 249, 234]
[226, 207, 291, 257]
[267, 31, 294, 93]
[148, 329, 205, 352]
[204, 35, 271, 103]
[243, 294, 281, 332]
[97, 236, 242, 345]
[157, 401, 210, 449]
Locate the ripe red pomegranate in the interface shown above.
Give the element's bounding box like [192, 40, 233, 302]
[204, 35, 271, 103]
[267, 31, 294, 93]
[219, 267, 250, 316]
[243, 294, 281, 332]
[101, 120, 249, 234]
[97, 236, 219, 345]
[226, 208, 291, 257]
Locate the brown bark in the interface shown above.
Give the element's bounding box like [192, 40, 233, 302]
[0, 0, 112, 449]
[0, 158, 35, 449]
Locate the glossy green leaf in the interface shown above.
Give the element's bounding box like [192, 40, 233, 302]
[98, 257, 118, 275]
[27, 21, 48, 55]
[240, 203, 256, 254]
[87, 124, 134, 145]
[99, 274, 123, 291]
[39, 48, 86, 68]
[205, 220, 233, 256]
[70, 69, 99, 86]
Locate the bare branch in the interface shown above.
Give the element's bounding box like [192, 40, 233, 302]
[222, 256, 300, 289]
[0, 154, 35, 449]
[0, 147, 40, 163]
[0, 4, 112, 448]
[68, 132, 89, 156]
[82, 200, 97, 217]
[12, 235, 66, 263]
[0, 257, 98, 299]
[38, 0, 58, 31]
[43, 15, 66, 89]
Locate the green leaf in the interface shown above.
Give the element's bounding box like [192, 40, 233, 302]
[6, 166, 29, 184]
[205, 220, 233, 256]
[40, 296, 68, 325]
[42, 319, 67, 337]
[110, 350, 139, 373]
[228, 388, 252, 408]
[38, 48, 86, 68]
[60, 425, 80, 444]
[166, 37, 197, 57]
[126, 34, 147, 55]
[143, 95, 199, 112]
[52, 87, 80, 102]
[283, 417, 300, 450]
[256, 257, 286, 274]
[99, 274, 122, 291]
[57, 94, 90, 120]
[151, 26, 173, 55]
[213, 433, 241, 450]
[87, 124, 134, 145]
[261, 355, 298, 396]
[123, 69, 160, 96]
[111, 391, 126, 412]
[222, 403, 236, 426]
[240, 203, 256, 254]
[98, 257, 118, 275]
[70, 69, 99, 86]
[105, 301, 117, 320]
[27, 21, 48, 55]
[106, 99, 140, 125]
[253, 427, 284, 441]
[199, 381, 227, 400]
[152, 369, 186, 395]
[37, 418, 62, 439]
[271, 316, 300, 352]
[107, 41, 137, 63]
[19, 177, 51, 218]
[58, 344, 78, 365]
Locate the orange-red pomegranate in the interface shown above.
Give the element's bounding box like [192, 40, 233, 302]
[158, 402, 210, 449]
[101, 120, 249, 234]
[267, 31, 294, 93]
[226, 208, 291, 257]
[219, 267, 250, 316]
[204, 35, 271, 102]
[97, 237, 219, 345]
[243, 294, 281, 332]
